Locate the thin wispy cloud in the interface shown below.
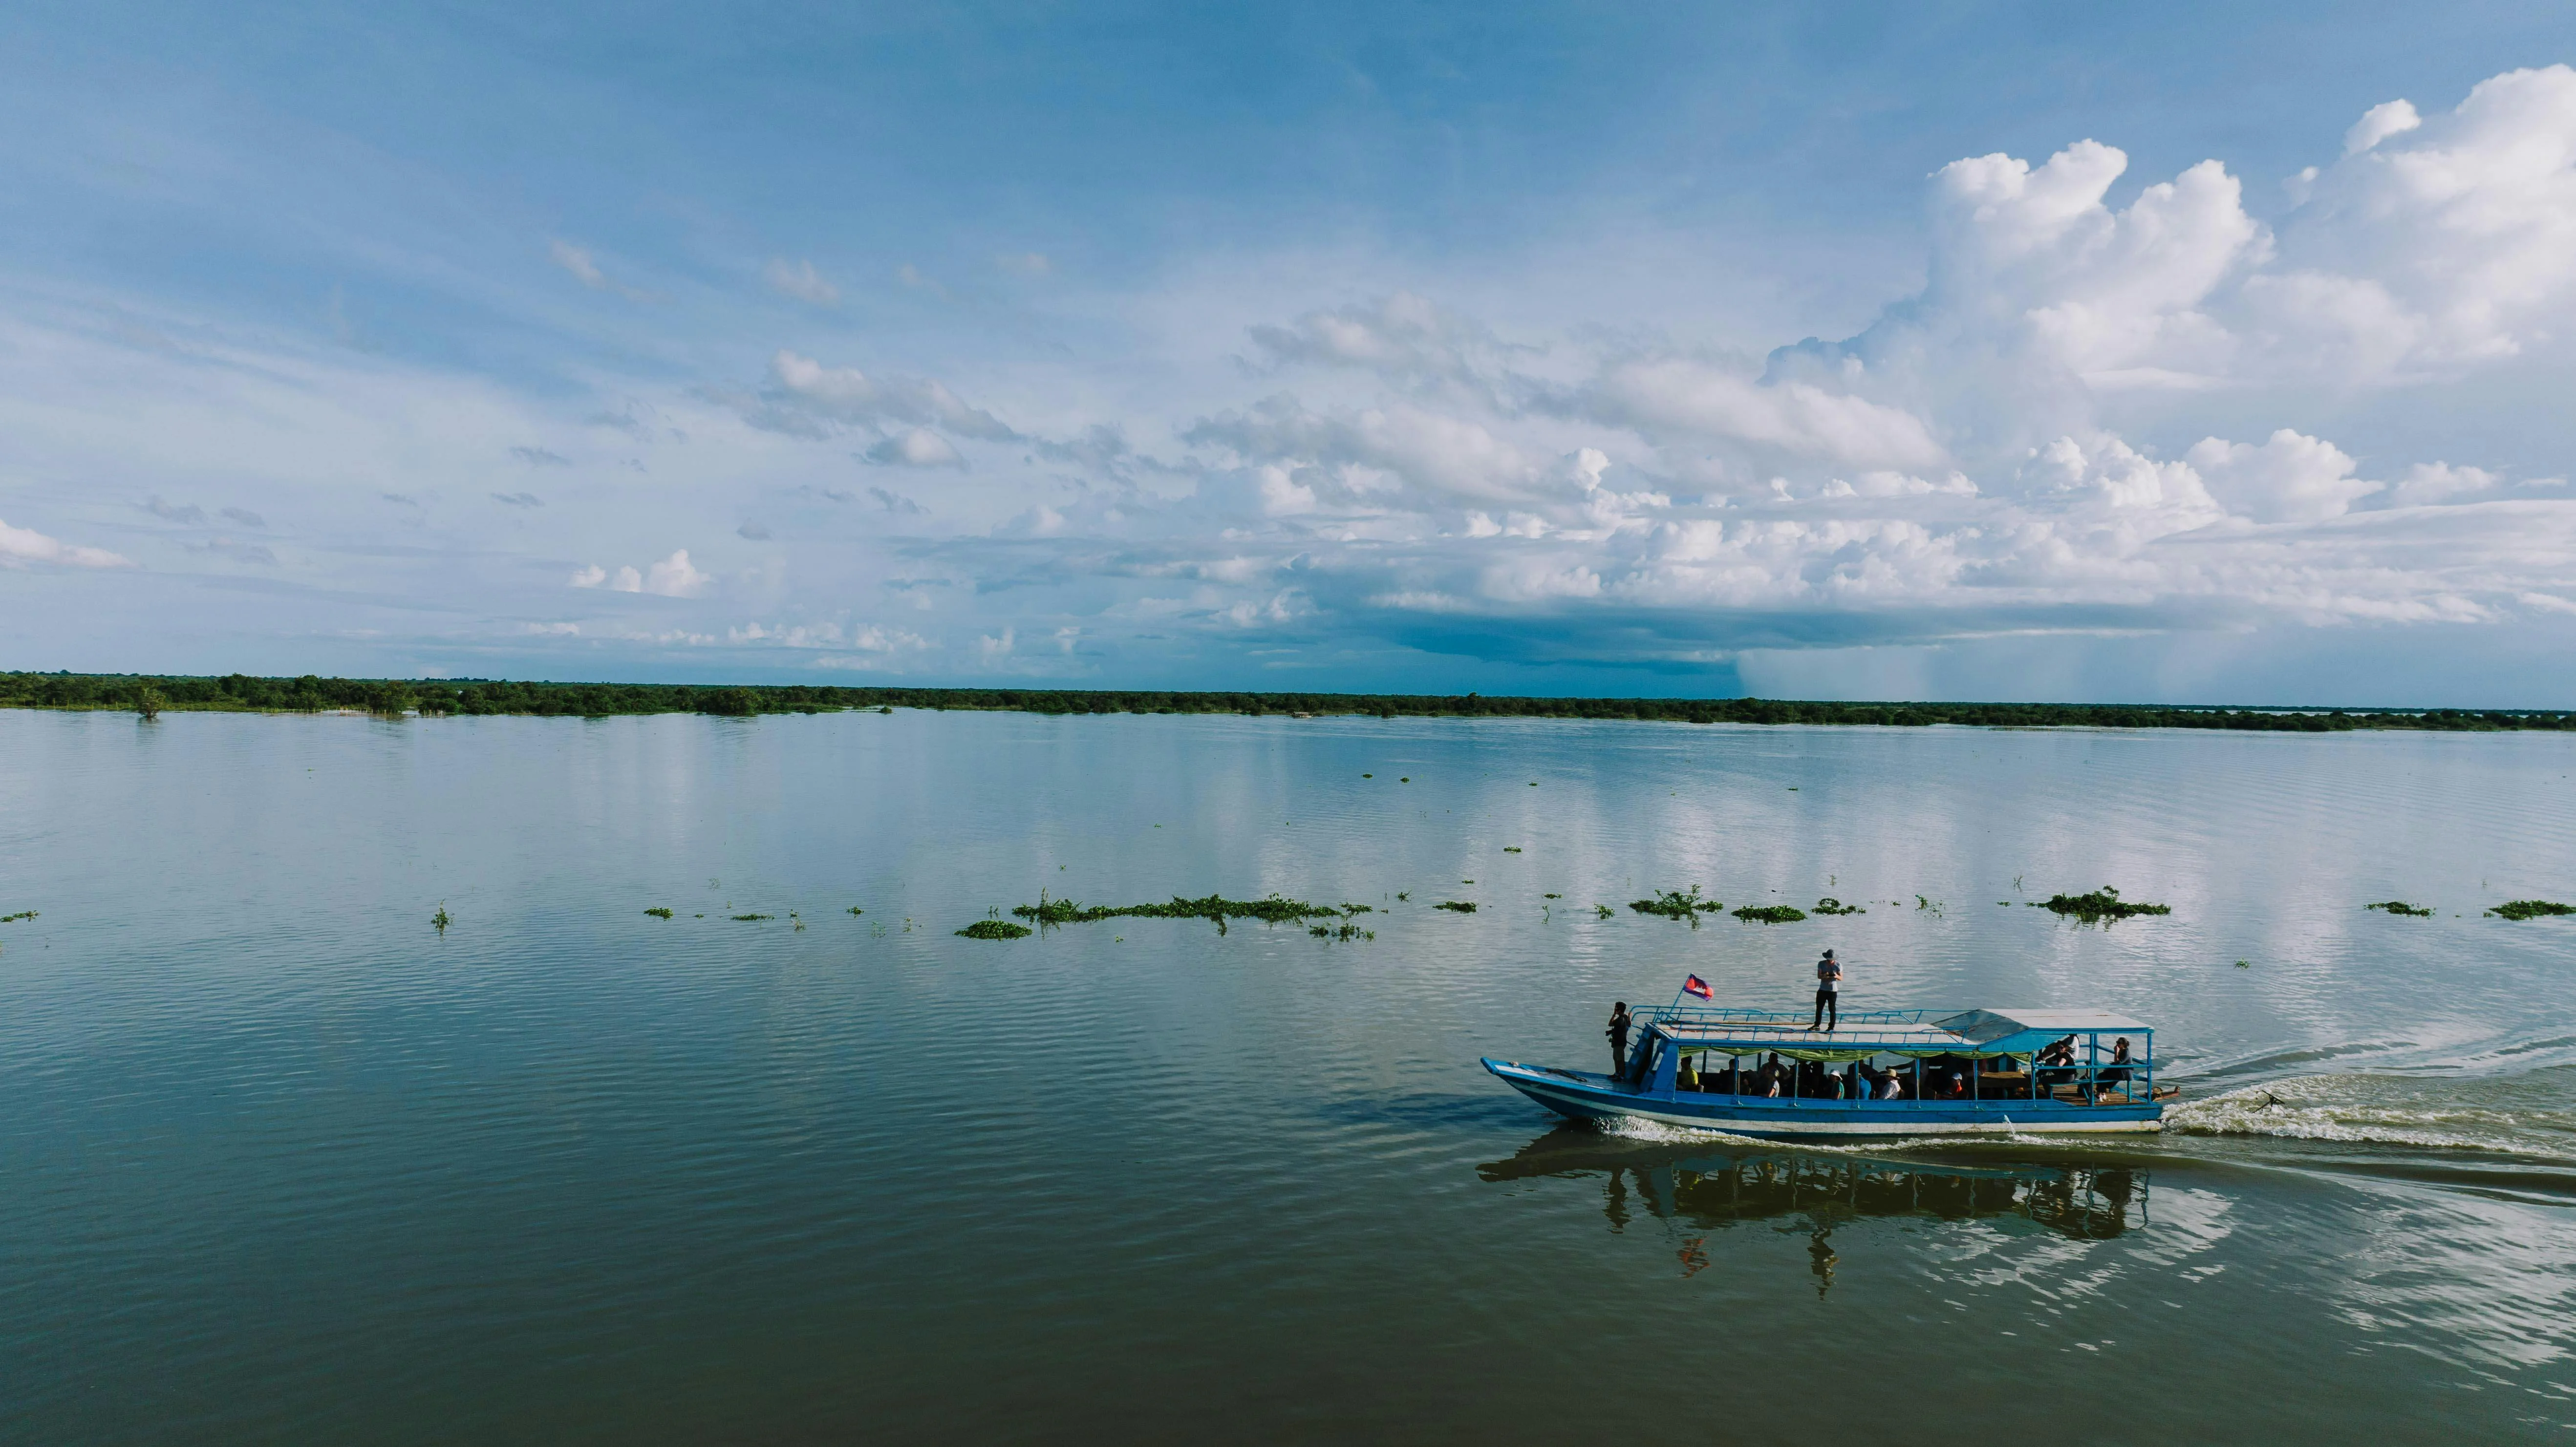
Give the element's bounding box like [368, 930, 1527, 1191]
[763, 258, 840, 306]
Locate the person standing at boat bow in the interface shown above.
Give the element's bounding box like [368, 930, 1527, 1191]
[1808, 951, 1842, 1032]
[1606, 1002, 1633, 1080]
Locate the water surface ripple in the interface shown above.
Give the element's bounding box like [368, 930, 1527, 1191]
[4, 710, 2575, 1441]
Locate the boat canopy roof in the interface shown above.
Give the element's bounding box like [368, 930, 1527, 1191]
[1643, 1005, 2152, 1062]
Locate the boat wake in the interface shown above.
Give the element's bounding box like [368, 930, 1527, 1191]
[1594, 1112, 2068, 1156]
[2166, 1071, 2576, 1160]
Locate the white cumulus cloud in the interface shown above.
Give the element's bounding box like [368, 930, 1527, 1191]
[0, 518, 133, 569]
[570, 551, 709, 597]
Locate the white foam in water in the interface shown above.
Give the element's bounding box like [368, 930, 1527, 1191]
[2166, 1075, 2576, 1158]
[1593, 1113, 2048, 1156]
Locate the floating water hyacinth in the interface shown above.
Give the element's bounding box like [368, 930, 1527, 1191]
[1813, 897, 1866, 915]
[957, 919, 1031, 939]
[2032, 886, 2170, 923]
[644, 907, 673, 919]
[0, 910, 35, 923]
[1308, 921, 1376, 941]
[431, 904, 451, 933]
[1734, 904, 1807, 924]
[2489, 899, 2576, 920]
[730, 913, 773, 921]
[2365, 901, 2433, 916]
[1435, 900, 1478, 913]
[993, 891, 1350, 938]
[1629, 886, 1723, 923]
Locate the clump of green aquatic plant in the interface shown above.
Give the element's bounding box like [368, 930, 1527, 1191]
[1395, 891, 1410, 902]
[430, 903, 452, 933]
[1436, 900, 1479, 913]
[2489, 899, 2576, 921]
[957, 918, 1032, 939]
[847, 906, 864, 915]
[1309, 922, 1378, 941]
[731, 913, 773, 921]
[1362, 772, 1373, 778]
[2365, 901, 2433, 917]
[1007, 891, 1345, 936]
[1593, 904, 1613, 918]
[1629, 886, 1725, 923]
[132, 684, 163, 721]
[1544, 893, 1561, 899]
[2031, 886, 2170, 923]
[1503, 846, 1522, 853]
[0, 910, 35, 923]
[644, 907, 673, 919]
[1734, 904, 1807, 924]
[1812, 897, 1865, 915]
[1339, 903, 1374, 915]
[1914, 894, 1945, 916]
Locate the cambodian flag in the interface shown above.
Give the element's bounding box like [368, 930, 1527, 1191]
[1682, 974, 1714, 1000]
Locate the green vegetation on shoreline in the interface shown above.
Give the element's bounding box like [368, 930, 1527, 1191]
[6, 670, 2576, 732]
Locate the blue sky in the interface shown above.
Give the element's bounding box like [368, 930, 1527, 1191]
[4, 2, 2576, 702]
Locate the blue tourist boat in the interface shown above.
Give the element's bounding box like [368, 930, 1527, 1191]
[1482, 999, 2176, 1138]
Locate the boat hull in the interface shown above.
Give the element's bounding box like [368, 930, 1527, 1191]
[1480, 1057, 2164, 1138]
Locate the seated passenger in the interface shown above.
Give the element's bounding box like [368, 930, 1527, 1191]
[2038, 1036, 2078, 1090]
[1879, 1064, 1906, 1100]
[2095, 1037, 2135, 1094]
[1674, 1053, 1698, 1090]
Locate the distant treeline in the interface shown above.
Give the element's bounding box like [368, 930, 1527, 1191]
[3, 670, 2572, 732]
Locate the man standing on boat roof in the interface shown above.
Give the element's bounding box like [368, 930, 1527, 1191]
[1808, 950, 1842, 1032]
[1606, 1001, 1632, 1079]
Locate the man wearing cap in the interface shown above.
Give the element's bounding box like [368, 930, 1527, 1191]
[1809, 950, 1843, 1032]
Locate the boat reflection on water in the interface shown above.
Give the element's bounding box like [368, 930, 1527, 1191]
[1478, 1125, 2149, 1294]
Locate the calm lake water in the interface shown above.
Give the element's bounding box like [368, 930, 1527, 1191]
[5, 707, 2576, 1442]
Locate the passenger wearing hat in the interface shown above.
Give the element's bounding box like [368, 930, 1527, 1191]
[1808, 950, 1843, 1032]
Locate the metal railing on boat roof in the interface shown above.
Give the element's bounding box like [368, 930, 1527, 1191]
[1649, 1004, 1932, 1028]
